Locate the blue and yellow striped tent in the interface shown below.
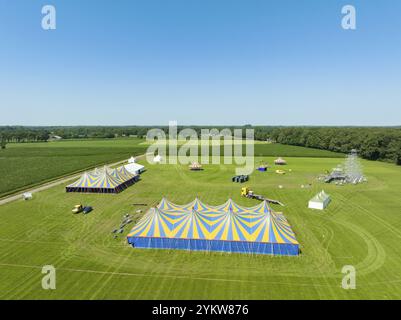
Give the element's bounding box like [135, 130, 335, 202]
[117, 166, 137, 181]
[127, 198, 299, 256]
[66, 166, 139, 194]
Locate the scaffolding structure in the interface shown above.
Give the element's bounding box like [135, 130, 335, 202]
[324, 149, 366, 185]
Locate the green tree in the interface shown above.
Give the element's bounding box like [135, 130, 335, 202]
[0, 136, 6, 149]
[393, 141, 401, 165]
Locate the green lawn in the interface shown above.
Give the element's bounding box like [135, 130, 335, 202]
[0, 147, 401, 299]
[0, 139, 341, 198]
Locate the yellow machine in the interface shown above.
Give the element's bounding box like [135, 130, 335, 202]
[72, 204, 83, 214]
[241, 187, 250, 197]
[241, 187, 284, 206]
[241, 187, 262, 200]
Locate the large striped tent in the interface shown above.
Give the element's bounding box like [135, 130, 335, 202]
[66, 166, 139, 194]
[127, 198, 299, 256]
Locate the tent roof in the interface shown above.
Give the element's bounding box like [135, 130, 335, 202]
[94, 171, 123, 189]
[118, 165, 137, 178]
[128, 156, 136, 163]
[189, 162, 202, 168]
[66, 171, 100, 188]
[128, 198, 298, 245]
[310, 190, 330, 203]
[67, 169, 125, 189]
[125, 163, 144, 171]
[110, 167, 130, 184]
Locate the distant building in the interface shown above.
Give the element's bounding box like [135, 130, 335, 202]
[48, 135, 62, 141]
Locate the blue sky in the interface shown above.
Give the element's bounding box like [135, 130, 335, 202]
[1, 0, 400, 126]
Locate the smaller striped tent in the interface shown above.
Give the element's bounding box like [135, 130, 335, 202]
[66, 166, 139, 194]
[127, 198, 299, 256]
[117, 166, 137, 180]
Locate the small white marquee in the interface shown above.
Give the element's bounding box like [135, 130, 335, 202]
[308, 190, 331, 210]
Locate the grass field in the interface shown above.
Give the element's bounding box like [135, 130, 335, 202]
[0, 138, 147, 197]
[0, 139, 341, 198]
[0, 141, 400, 299]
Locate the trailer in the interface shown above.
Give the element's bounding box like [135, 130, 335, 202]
[241, 187, 284, 206]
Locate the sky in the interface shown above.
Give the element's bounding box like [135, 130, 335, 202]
[0, 0, 401, 126]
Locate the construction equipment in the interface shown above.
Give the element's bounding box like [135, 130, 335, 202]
[241, 187, 284, 206]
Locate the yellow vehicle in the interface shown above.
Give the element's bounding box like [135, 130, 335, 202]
[241, 187, 250, 197]
[72, 204, 83, 214]
[241, 187, 284, 206]
[241, 187, 263, 201]
[276, 169, 286, 175]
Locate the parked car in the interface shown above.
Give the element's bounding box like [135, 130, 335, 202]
[82, 206, 93, 214]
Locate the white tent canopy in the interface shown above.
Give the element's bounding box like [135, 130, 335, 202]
[22, 192, 33, 200]
[153, 155, 162, 163]
[125, 163, 145, 175]
[128, 156, 137, 164]
[308, 190, 331, 210]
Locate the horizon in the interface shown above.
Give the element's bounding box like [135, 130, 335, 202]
[1, 0, 401, 126]
[1, 124, 401, 128]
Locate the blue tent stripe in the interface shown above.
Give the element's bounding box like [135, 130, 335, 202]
[127, 199, 299, 256]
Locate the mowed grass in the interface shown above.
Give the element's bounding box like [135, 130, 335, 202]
[0, 139, 341, 198]
[0, 149, 401, 299]
[253, 143, 344, 158]
[0, 138, 147, 197]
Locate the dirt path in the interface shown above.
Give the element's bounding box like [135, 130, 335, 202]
[0, 154, 149, 206]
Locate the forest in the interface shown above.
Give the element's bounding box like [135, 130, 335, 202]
[269, 127, 401, 165]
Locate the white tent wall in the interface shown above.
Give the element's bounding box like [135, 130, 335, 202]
[308, 191, 331, 210]
[308, 200, 328, 210]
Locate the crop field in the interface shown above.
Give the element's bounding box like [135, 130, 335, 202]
[0, 138, 147, 197]
[0, 141, 400, 299]
[253, 143, 344, 158]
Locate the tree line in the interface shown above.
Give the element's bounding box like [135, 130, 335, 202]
[0, 127, 50, 148]
[1, 125, 400, 165]
[269, 127, 401, 165]
[0, 125, 274, 144]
